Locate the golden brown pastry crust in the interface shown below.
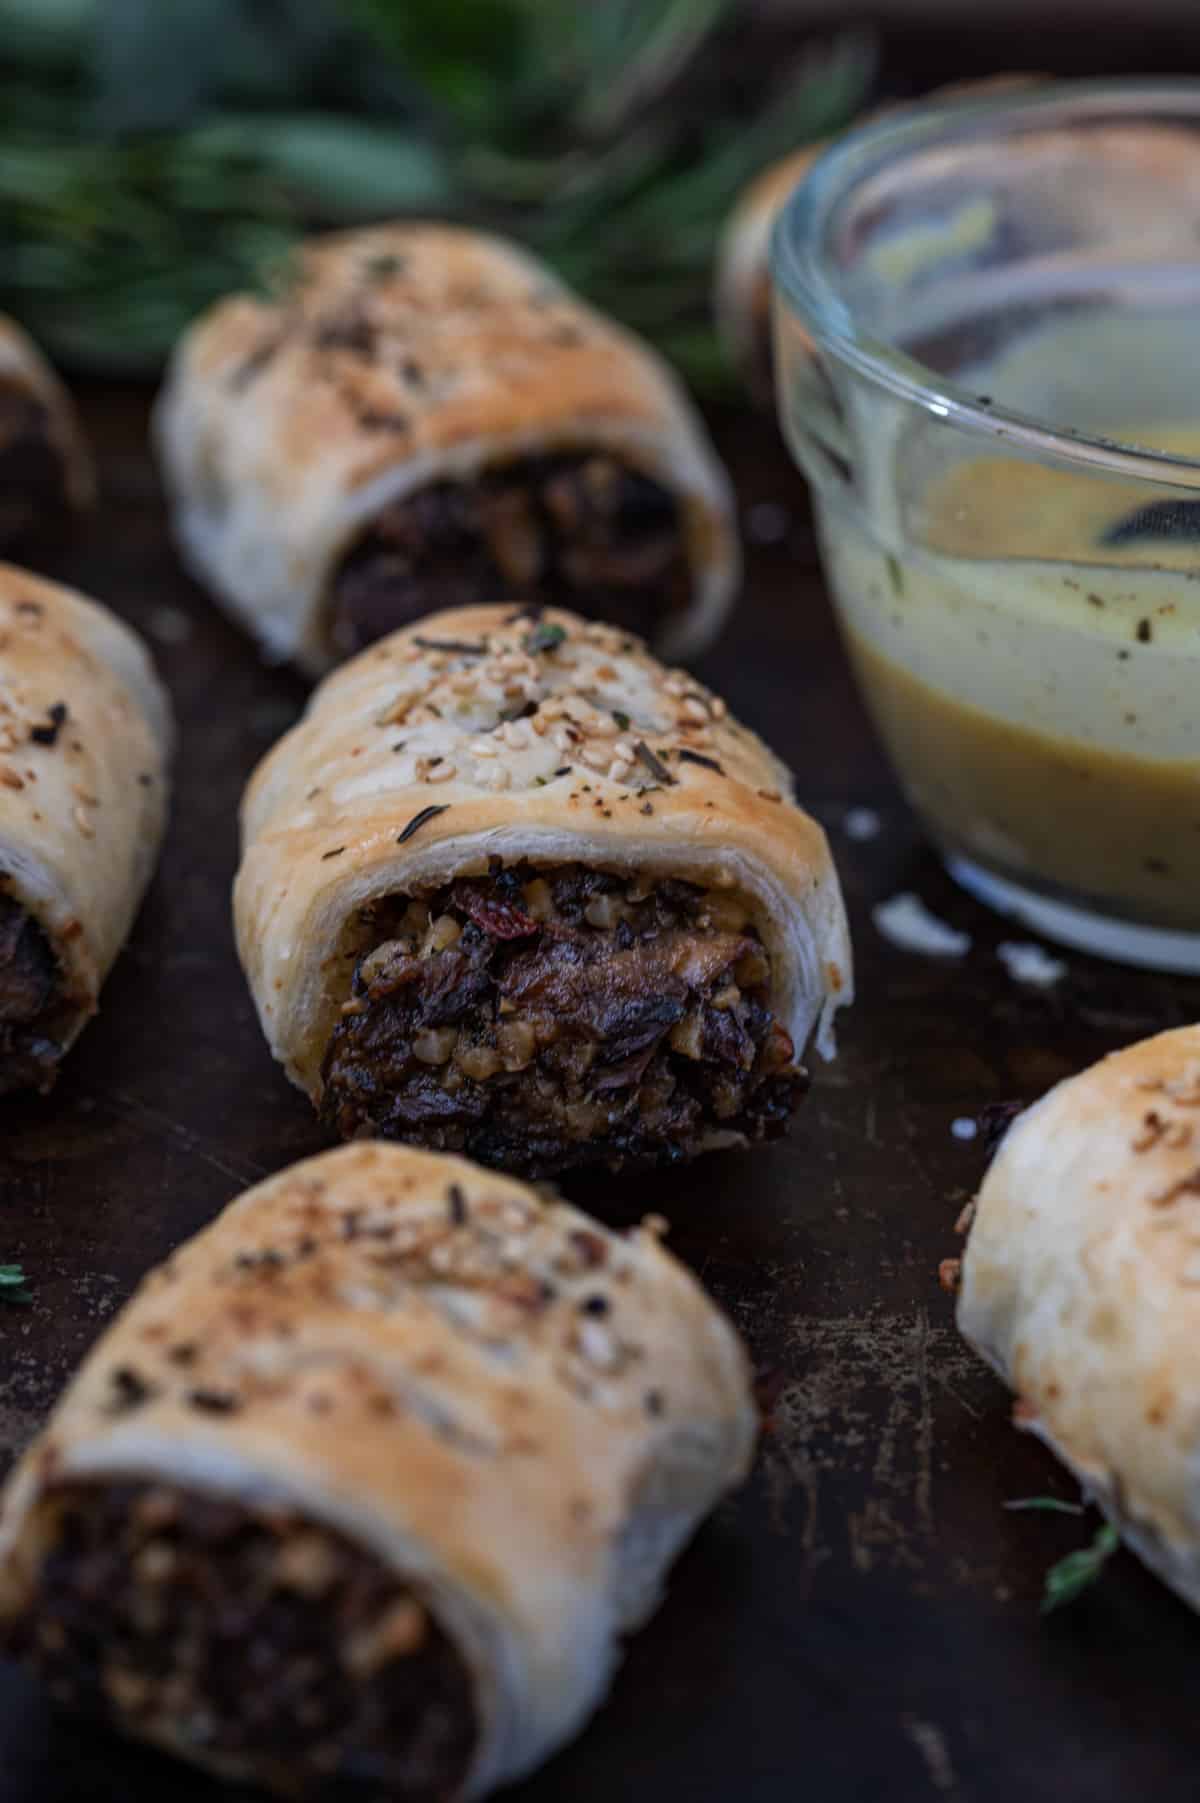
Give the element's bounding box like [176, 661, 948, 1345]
[0, 315, 94, 516]
[234, 602, 852, 1113]
[959, 1025, 1200, 1612]
[0, 563, 170, 1061]
[0, 1140, 757, 1795]
[155, 223, 740, 672]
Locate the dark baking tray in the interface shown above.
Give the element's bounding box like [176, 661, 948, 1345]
[3, 387, 1199, 1803]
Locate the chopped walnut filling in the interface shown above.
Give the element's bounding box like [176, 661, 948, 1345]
[322, 861, 806, 1175]
[328, 452, 691, 657]
[8, 1482, 477, 1802]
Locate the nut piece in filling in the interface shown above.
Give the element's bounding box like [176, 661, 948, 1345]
[12, 1482, 477, 1803]
[0, 381, 71, 547]
[328, 452, 691, 659]
[0, 891, 66, 1094]
[321, 860, 806, 1175]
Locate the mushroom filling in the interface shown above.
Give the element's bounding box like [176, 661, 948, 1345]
[0, 384, 68, 546]
[321, 861, 806, 1175]
[328, 452, 691, 657]
[7, 1482, 478, 1802]
[0, 892, 65, 1095]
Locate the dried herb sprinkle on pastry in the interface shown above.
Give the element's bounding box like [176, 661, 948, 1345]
[155, 222, 740, 674]
[234, 603, 850, 1176]
[0, 564, 170, 1092]
[0, 1140, 756, 1799]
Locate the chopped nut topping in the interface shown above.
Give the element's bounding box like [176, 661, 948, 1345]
[1132, 1110, 1167, 1152]
[344, 1599, 427, 1678]
[577, 1318, 619, 1370]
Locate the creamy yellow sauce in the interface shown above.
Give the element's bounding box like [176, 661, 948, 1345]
[820, 381, 1200, 926]
[846, 630, 1200, 926]
[915, 425, 1200, 569]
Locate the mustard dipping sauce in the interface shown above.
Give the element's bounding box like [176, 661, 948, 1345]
[819, 311, 1200, 928]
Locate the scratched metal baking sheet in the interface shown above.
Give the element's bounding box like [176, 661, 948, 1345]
[2, 388, 1198, 1803]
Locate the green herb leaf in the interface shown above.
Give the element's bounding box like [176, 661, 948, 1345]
[1042, 1522, 1120, 1614]
[612, 710, 631, 731]
[0, 1, 873, 384]
[524, 621, 567, 655]
[886, 553, 905, 598]
[1004, 1496, 1085, 1516]
[0, 1264, 31, 1305]
[347, 0, 529, 137]
[0, 0, 94, 74]
[191, 113, 453, 217]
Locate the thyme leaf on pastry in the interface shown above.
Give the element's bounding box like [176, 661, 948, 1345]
[634, 741, 674, 785]
[412, 637, 488, 656]
[523, 622, 567, 656]
[677, 748, 724, 774]
[396, 803, 450, 844]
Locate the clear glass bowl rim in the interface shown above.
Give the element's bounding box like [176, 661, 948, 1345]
[770, 77, 1200, 492]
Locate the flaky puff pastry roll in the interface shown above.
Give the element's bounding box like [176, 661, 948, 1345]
[0, 1140, 757, 1799]
[959, 1025, 1200, 1614]
[0, 316, 94, 546]
[0, 564, 170, 1093]
[716, 75, 1044, 399]
[235, 604, 851, 1176]
[155, 223, 739, 675]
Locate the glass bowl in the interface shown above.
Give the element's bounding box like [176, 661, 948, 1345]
[772, 80, 1200, 971]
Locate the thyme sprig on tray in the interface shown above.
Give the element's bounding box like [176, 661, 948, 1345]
[1005, 1497, 1121, 1613]
[1041, 1524, 1120, 1615]
[0, 0, 873, 386]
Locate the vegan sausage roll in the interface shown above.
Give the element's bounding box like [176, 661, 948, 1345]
[959, 1024, 1200, 1614]
[0, 564, 170, 1092]
[0, 316, 94, 546]
[155, 223, 740, 675]
[0, 1140, 757, 1799]
[235, 604, 851, 1176]
[716, 75, 1044, 399]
